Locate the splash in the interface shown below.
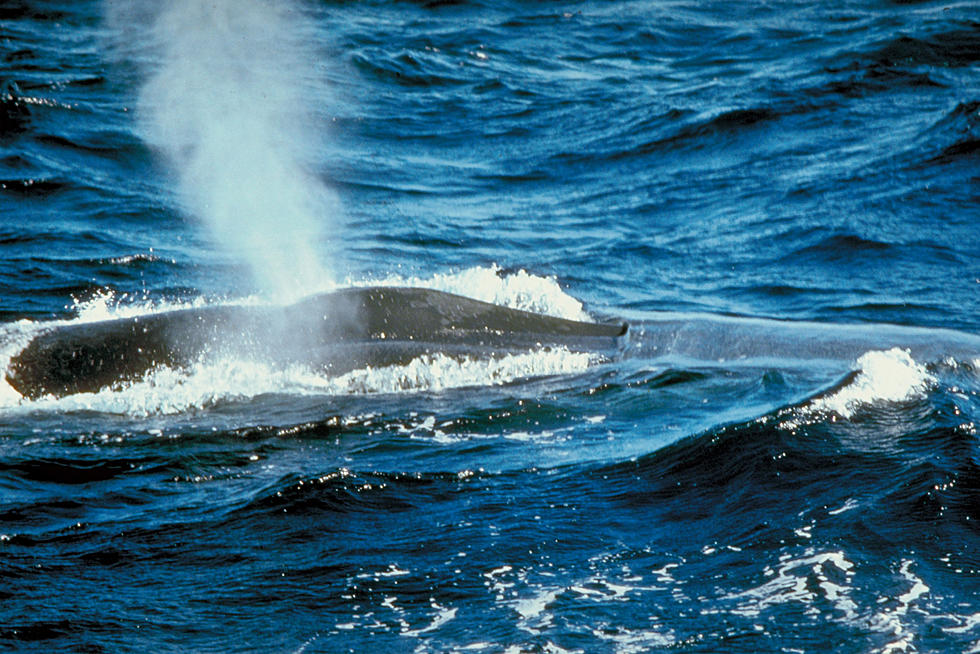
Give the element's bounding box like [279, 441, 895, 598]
[7, 349, 596, 417]
[810, 348, 935, 419]
[350, 265, 591, 321]
[108, 0, 337, 300]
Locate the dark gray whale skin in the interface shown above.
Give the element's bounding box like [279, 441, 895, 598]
[6, 286, 628, 399]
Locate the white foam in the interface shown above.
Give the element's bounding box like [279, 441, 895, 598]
[514, 587, 561, 624]
[590, 624, 675, 653]
[808, 348, 936, 419]
[320, 349, 594, 396]
[828, 498, 859, 515]
[870, 559, 930, 654]
[6, 348, 594, 417]
[943, 611, 980, 635]
[348, 265, 591, 322]
[725, 549, 857, 620]
[401, 601, 457, 637]
[504, 560, 676, 650]
[71, 289, 223, 323]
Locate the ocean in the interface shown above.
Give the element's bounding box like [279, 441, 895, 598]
[1, 0, 979, 651]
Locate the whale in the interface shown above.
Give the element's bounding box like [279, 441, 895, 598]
[5, 286, 628, 399]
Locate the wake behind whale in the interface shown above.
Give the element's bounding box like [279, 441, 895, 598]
[5, 286, 628, 400]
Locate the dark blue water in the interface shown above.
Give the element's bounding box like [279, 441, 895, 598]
[2, 1, 980, 651]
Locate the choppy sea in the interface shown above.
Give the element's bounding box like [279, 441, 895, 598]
[2, 0, 979, 652]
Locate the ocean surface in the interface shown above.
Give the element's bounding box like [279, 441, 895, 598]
[2, 0, 979, 651]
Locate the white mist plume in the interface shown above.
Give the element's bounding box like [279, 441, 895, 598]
[109, 0, 337, 299]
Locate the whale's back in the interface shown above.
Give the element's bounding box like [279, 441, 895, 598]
[6, 287, 627, 399]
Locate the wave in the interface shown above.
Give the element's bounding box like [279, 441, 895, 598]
[588, 346, 979, 533]
[233, 467, 483, 518]
[870, 22, 980, 69]
[790, 347, 938, 420]
[0, 456, 142, 485]
[816, 60, 944, 99]
[349, 50, 472, 89]
[568, 103, 791, 165]
[814, 21, 980, 100]
[788, 233, 892, 260]
[932, 137, 980, 163]
[921, 100, 980, 165]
